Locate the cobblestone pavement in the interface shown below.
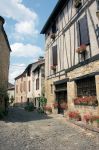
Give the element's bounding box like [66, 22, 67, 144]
[0, 107, 99, 150]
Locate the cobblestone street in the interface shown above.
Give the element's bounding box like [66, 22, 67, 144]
[0, 107, 99, 150]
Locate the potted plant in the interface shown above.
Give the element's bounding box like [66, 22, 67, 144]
[76, 44, 86, 54]
[53, 102, 58, 109]
[68, 111, 81, 121]
[60, 102, 68, 110]
[51, 65, 56, 71]
[44, 106, 52, 114]
[74, 0, 82, 8]
[50, 33, 55, 40]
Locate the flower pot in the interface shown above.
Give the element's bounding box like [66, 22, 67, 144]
[51, 65, 56, 71]
[76, 45, 86, 54]
[74, 0, 82, 8]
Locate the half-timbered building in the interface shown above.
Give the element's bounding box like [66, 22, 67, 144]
[41, 0, 99, 116]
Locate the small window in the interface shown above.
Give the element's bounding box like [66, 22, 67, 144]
[16, 85, 18, 93]
[29, 80, 31, 92]
[51, 84, 53, 94]
[24, 81, 26, 92]
[20, 83, 22, 93]
[76, 76, 96, 97]
[36, 78, 39, 90]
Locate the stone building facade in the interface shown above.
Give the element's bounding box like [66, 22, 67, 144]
[15, 59, 45, 106]
[41, 0, 99, 116]
[0, 16, 11, 111]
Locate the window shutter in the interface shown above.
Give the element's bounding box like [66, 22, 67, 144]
[97, 0, 99, 10]
[79, 16, 90, 45]
[52, 23, 56, 33]
[52, 45, 57, 66]
[77, 21, 80, 46]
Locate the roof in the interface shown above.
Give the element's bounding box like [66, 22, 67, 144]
[0, 16, 11, 52]
[33, 60, 45, 73]
[8, 82, 15, 90]
[15, 59, 45, 80]
[40, 0, 67, 34]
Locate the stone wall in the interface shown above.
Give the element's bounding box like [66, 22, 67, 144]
[0, 17, 10, 111]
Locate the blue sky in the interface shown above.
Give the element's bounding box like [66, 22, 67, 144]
[0, 0, 57, 83]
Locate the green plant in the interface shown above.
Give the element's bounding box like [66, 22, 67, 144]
[0, 86, 9, 112]
[38, 95, 47, 112]
[10, 96, 15, 104]
[0, 109, 4, 119]
[37, 107, 45, 114]
[24, 102, 35, 111]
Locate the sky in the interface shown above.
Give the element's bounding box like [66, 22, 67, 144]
[0, 0, 58, 84]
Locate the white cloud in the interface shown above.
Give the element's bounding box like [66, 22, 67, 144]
[9, 63, 26, 84]
[15, 21, 38, 36]
[11, 43, 43, 58]
[0, 0, 38, 37]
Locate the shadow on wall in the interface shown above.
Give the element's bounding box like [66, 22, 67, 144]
[2, 106, 52, 123]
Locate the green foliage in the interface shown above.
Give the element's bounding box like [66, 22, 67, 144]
[37, 107, 45, 114]
[0, 86, 9, 113]
[24, 102, 35, 112]
[10, 96, 15, 104]
[38, 96, 47, 107]
[0, 109, 4, 119]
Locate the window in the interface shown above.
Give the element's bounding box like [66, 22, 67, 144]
[29, 80, 31, 92]
[24, 81, 26, 92]
[77, 16, 90, 46]
[52, 45, 57, 66]
[36, 78, 39, 90]
[96, 0, 99, 10]
[20, 83, 22, 93]
[51, 84, 53, 94]
[16, 85, 18, 93]
[76, 76, 96, 97]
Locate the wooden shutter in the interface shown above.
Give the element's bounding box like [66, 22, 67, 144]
[52, 45, 57, 66]
[36, 78, 39, 90]
[78, 16, 90, 45]
[52, 23, 56, 33]
[97, 0, 99, 10]
[77, 22, 80, 46]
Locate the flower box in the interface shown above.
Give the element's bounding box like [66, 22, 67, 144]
[76, 44, 86, 54]
[96, 11, 99, 19]
[51, 65, 56, 71]
[74, 0, 82, 8]
[74, 96, 98, 106]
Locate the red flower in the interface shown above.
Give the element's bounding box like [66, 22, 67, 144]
[53, 102, 58, 108]
[68, 111, 81, 121]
